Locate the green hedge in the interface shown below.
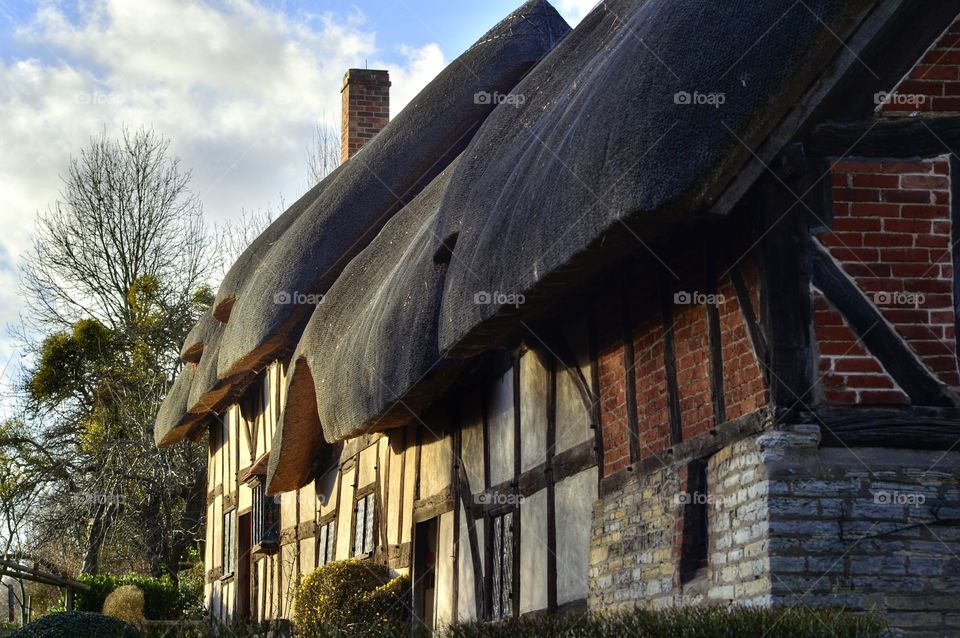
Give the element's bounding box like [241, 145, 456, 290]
[71, 573, 198, 621]
[9, 611, 141, 638]
[294, 560, 411, 638]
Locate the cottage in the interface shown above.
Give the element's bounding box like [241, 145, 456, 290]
[156, 1, 960, 635]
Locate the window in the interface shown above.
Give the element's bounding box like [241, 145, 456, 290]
[252, 482, 280, 550]
[353, 492, 375, 556]
[223, 509, 236, 575]
[680, 458, 709, 584]
[317, 521, 336, 566]
[490, 512, 514, 620]
[262, 371, 273, 437]
[222, 410, 230, 446]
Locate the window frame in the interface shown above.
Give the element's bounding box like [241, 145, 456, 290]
[222, 508, 237, 577]
[251, 481, 280, 553]
[317, 520, 337, 567]
[488, 510, 515, 620]
[352, 490, 376, 557]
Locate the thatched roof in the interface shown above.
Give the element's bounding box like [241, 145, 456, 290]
[266, 160, 462, 492]
[212, 169, 343, 323]
[154, 364, 203, 447]
[435, 0, 876, 356]
[160, 0, 888, 491]
[214, 0, 570, 383]
[154, 0, 571, 448]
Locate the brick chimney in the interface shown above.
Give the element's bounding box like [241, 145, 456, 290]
[341, 69, 391, 162]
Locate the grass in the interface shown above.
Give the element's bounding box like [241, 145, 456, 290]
[15, 606, 889, 638]
[446, 606, 887, 638]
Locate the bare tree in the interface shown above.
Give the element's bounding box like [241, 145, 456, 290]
[306, 115, 341, 185]
[14, 127, 214, 578]
[22, 127, 211, 340]
[215, 206, 278, 279]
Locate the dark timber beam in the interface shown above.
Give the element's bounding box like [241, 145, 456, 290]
[808, 117, 960, 158]
[806, 0, 960, 124]
[950, 156, 960, 377]
[659, 268, 683, 444]
[450, 403, 461, 622]
[816, 406, 960, 449]
[807, 239, 955, 408]
[480, 385, 493, 619]
[511, 352, 522, 619]
[621, 277, 643, 460]
[545, 356, 558, 613]
[588, 307, 604, 481]
[477, 440, 597, 516]
[758, 158, 815, 410]
[598, 409, 774, 498]
[730, 264, 769, 376]
[705, 248, 726, 425]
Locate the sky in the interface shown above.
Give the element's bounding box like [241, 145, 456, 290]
[0, 0, 598, 412]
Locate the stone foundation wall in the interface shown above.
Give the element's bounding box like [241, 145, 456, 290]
[588, 435, 771, 609]
[588, 425, 960, 637]
[765, 427, 960, 637]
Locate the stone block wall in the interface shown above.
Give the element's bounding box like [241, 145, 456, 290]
[588, 426, 960, 637]
[589, 436, 772, 609]
[765, 429, 960, 638]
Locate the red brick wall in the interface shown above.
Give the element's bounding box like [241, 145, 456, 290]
[717, 261, 768, 420]
[596, 254, 771, 476]
[817, 158, 959, 394]
[341, 69, 390, 162]
[880, 17, 960, 115]
[597, 287, 632, 476]
[632, 313, 671, 460]
[813, 291, 909, 405]
[673, 303, 715, 439]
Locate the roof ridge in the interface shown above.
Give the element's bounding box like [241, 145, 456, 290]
[471, 0, 568, 48]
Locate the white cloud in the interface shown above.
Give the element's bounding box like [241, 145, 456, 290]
[0, 0, 448, 400]
[555, 0, 600, 25]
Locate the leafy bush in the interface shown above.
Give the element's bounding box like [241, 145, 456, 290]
[175, 550, 206, 619]
[102, 585, 146, 630]
[446, 606, 886, 638]
[294, 560, 411, 638]
[9, 611, 141, 638]
[72, 572, 198, 620]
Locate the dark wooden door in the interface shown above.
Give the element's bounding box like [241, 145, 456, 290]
[413, 518, 438, 630]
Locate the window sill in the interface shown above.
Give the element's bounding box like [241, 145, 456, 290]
[680, 567, 709, 597]
[253, 541, 279, 557]
[219, 572, 235, 584]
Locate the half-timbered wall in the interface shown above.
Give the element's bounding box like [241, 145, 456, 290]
[588, 225, 775, 608]
[814, 155, 959, 403]
[206, 362, 294, 624]
[196, 14, 960, 637]
[589, 11, 960, 635]
[202, 319, 598, 629]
